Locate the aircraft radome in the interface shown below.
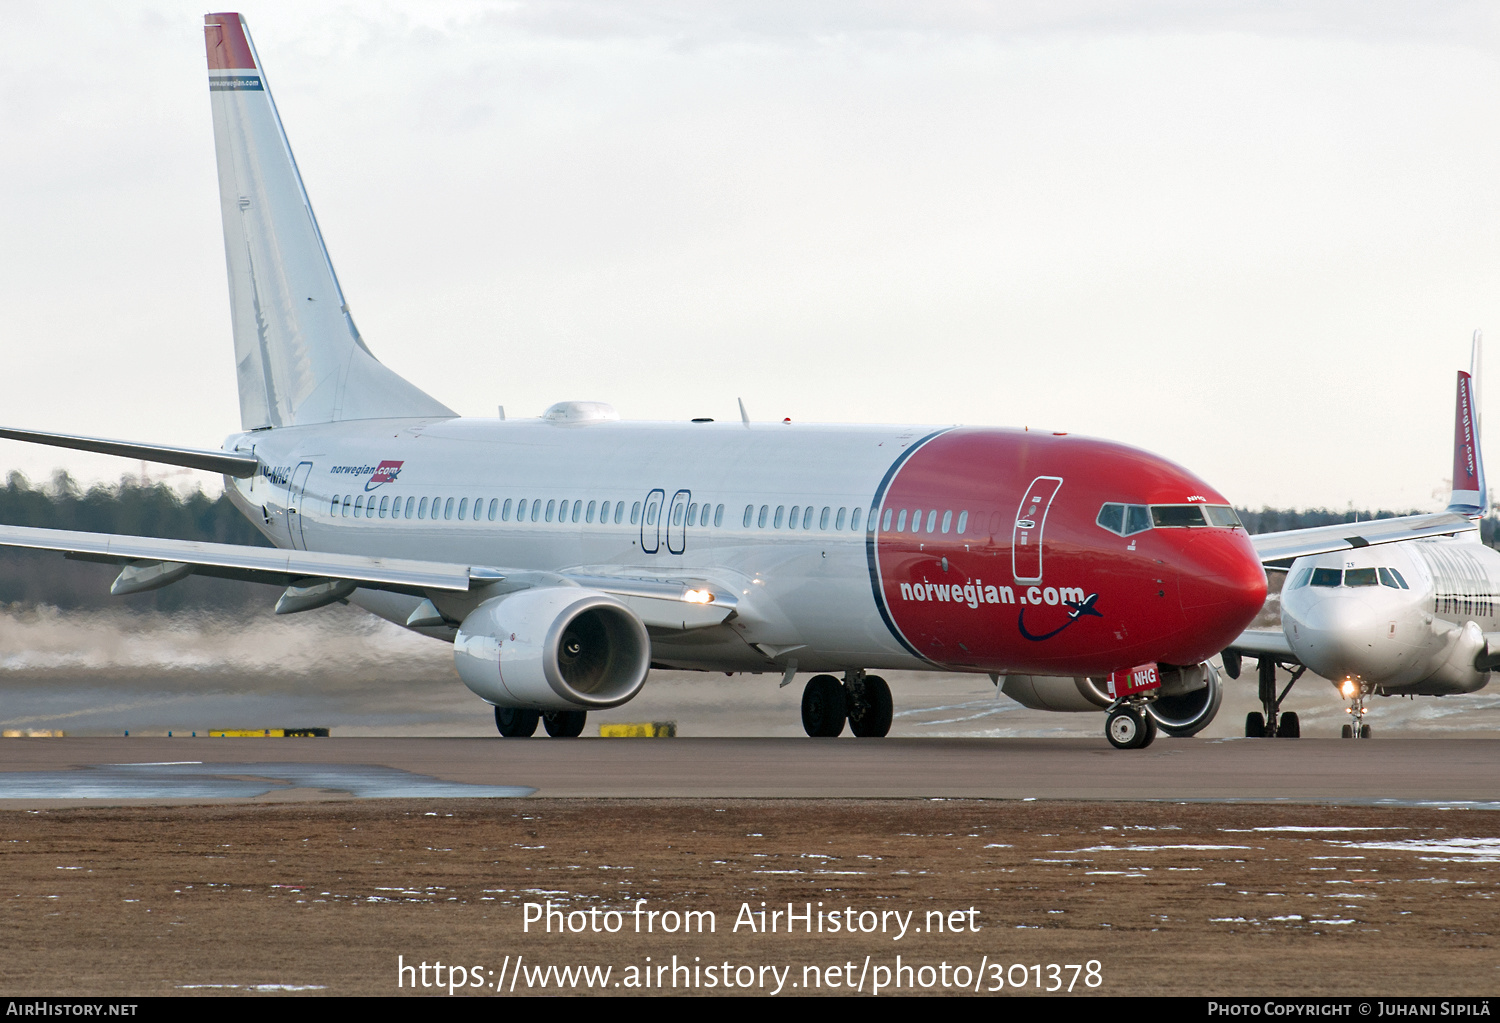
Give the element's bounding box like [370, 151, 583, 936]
[1227, 335, 1496, 739]
[0, 14, 1458, 748]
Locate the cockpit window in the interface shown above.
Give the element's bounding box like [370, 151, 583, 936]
[1291, 567, 1314, 588]
[1151, 505, 1207, 527]
[1344, 568, 1378, 587]
[1204, 506, 1243, 528]
[1096, 503, 1153, 537]
[1380, 567, 1409, 589]
[1310, 568, 1343, 587]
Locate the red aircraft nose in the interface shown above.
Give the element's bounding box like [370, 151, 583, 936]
[1169, 528, 1268, 663]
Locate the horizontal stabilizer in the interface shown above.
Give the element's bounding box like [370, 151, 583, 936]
[1250, 512, 1476, 565]
[0, 426, 260, 478]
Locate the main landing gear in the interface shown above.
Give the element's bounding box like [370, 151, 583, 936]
[800, 670, 893, 737]
[495, 707, 587, 738]
[1245, 658, 1303, 738]
[1338, 679, 1372, 739]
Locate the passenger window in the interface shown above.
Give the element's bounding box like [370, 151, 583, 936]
[599, 500, 609, 523]
[531, 500, 542, 522]
[673, 503, 684, 527]
[379, 496, 389, 518]
[835, 507, 847, 530]
[910, 509, 921, 532]
[501, 498, 512, 522]
[545, 499, 556, 523]
[405, 496, 415, 518]
[1096, 503, 1125, 535]
[615, 502, 625, 524]
[758, 505, 768, 528]
[803, 506, 814, 529]
[714, 504, 724, 527]
[882, 508, 892, 531]
[444, 497, 454, 520]
[517, 499, 528, 521]
[354, 495, 364, 516]
[571, 501, 581, 523]
[774, 506, 785, 528]
[819, 507, 830, 530]
[330, 497, 339, 516]
[851, 508, 863, 531]
[957, 510, 967, 534]
[941, 510, 952, 534]
[896, 509, 907, 531]
[489, 498, 498, 522]
[789, 505, 800, 529]
[417, 497, 428, 519]
[743, 505, 753, 527]
[586, 500, 596, 523]
[630, 502, 641, 525]
[1345, 567, 1378, 587]
[1310, 568, 1343, 587]
[646, 503, 657, 526]
[687, 503, 698, 526]
[457, 498, 468, 521]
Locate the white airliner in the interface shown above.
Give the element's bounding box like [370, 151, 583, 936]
[1226, 338, 1494, 738]
[0, 14, 1476, 747]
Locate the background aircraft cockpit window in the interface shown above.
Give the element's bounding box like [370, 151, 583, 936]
[1291, 567, 1314, 588]
[1151, 505, 1207, 527]
[1204, 506, 1243, 527]
[1345, 567, 1378, 586]
[1381, 567, 1409, 589]
[1310, 568, 1343, 587]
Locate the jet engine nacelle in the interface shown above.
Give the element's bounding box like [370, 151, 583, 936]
[453, 588, 651, 711]
[1146, 661, 1222, 737]
[1000, 675, 1112, 712]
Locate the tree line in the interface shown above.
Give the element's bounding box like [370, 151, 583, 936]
[0, 471, 1490, 612]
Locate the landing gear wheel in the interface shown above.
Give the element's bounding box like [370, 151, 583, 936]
[1279, 712, 1300, 738]
[1246, 712, 1266, 738]
[846, 674, 893, 737]
[1106, 706, 1153, 749]
[543, 710, 587, 738]
[496, 707, 540, 737]
[801, 674, 847, 737]
[1342, 724, 1353, 739]
[1360, 724, 1372, 739]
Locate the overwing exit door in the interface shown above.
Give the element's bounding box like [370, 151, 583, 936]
[287, 461, 313, 550]
[1012, 476, 1063, 583]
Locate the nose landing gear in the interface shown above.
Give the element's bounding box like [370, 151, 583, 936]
[1105, 702, 1158, 749]
[1339, 679, 1372, 738]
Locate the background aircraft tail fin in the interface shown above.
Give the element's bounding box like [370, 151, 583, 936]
[1447, 330, 1487, 515]
[204, 13, 453, 430]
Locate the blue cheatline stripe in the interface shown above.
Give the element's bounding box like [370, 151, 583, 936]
[209, 76, 263, 91]
[864, 429, 953, 664]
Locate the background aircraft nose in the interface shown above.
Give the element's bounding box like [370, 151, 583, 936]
[1286, 594, 1392, 679]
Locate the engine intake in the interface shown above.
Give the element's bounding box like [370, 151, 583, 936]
[454, 588, 651, 711]
[1147, 661, 1223, 736]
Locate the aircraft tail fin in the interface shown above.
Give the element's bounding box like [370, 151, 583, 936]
[1447, 330, 1487, 516]
[204, 13, 453, 430]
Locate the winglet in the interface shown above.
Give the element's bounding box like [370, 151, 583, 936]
[1448, 331, 1487, 515]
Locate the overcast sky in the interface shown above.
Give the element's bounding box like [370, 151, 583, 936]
[2, 2, 1498, 510]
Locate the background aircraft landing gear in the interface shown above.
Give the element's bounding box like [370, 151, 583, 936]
[1247, 659, 1304, 737]
[543, 710, 587, 738]
[1339, 681, 1372, 739]
[1106, 704, 1157, 749]
[496, 707, 540, 737]
[801, 674, 848, 736]
[844, 670, 893, 737]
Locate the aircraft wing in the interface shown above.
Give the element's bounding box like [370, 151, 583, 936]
[1250, 512, 1477, 566]
[1224, 628, 1295, 660]
[0, 524, 737, 626]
